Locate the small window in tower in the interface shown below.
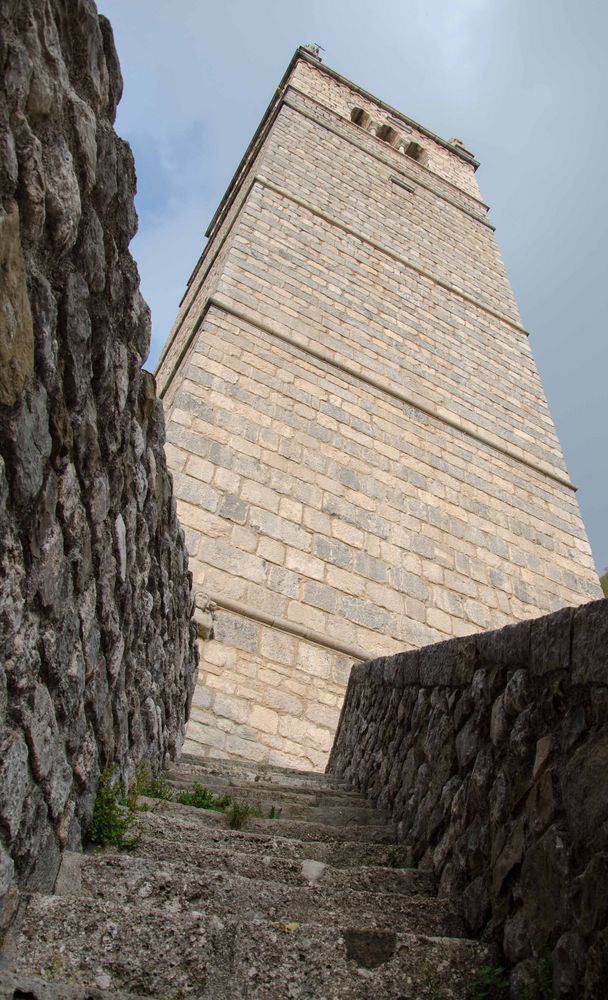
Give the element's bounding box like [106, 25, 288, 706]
[351, 107, 373, 130]
[377, 124, 400, 148]
[404, 141, 424, 162]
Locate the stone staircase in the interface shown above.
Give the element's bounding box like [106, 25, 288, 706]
[1, 755, 494, 999]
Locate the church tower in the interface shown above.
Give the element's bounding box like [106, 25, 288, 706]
[156, 47, 601, 769]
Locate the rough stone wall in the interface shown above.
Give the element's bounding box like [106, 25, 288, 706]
[0, 0, 198, 909]
[155, 49, 600, 770]
[328, 598, 608, 997]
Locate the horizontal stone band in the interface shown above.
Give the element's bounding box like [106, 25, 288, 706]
[195, 592, 370, 661]
[256, 173, 527, 337]
[208, 293, 577, 492]
[283, 91, 496, 231]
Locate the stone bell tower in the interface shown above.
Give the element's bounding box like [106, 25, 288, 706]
[155, 47, 601, 769]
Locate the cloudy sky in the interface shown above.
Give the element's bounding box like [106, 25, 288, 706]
[98, 0, 607, 576]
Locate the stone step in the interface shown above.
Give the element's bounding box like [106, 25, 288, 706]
[179, 751, 349, 790]
[11, 894, 495, 1000]
[135, 806, 413, 871]
[143, 795, 396, 843]
[59, 851, 459, 936]
[165, 774, 387, 825]
[132, 811, 435, 896]
[168, 761, 370, 807]
[0, 969, 151, 1000]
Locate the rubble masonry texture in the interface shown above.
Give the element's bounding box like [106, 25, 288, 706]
[328, 597, 608, 997]
[0, 0, 198, 906]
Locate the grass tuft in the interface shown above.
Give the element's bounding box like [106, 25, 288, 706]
[226, 800, 262, 829]
[386, 847, 410, 869]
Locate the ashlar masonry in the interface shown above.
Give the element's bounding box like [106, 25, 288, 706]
[156, 47, 602, 770]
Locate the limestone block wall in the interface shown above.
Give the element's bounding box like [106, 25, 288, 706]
[0, 0, 198, 911]
[185, 607, 352, 769]
[328, 598, 608, 999]
[289, 58, 484, 199]
[157, 48, 601, 770]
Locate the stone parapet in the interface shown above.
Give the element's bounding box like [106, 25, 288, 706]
[328, 598, 608, 996]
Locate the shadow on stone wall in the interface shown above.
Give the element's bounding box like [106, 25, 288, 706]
[0, 0, 198, 915]
[328, 598, 608, 997]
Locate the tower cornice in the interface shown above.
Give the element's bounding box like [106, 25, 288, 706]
[204, 47, 479, 244]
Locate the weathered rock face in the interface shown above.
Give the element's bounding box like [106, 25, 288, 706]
[328, 598, 608, 997]
[0, 0, 198, 909]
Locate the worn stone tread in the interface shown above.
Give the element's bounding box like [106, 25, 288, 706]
[145, 796, 397, 842]
[57, 852, 460, 936]
[11, 895, 495, 1000]
[0, 969, 151, 1000]
[167, 764, 371, 807]
[165, 776, 388, 825]
[132, 808, 416, 871]
[6, 757, 484, 999]
[179, 752, 349, 789]
[129, 817, 434, 896]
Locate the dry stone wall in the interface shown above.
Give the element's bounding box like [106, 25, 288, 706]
[328, 598, 608, 997]
[0, 0, 197, 910]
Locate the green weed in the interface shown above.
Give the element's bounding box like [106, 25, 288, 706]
[86, 770, 142, 850]
[127, 763, 262, 831]
[130, 763, 174, 805]
[466, 959, 554, 1000]
[467, 965, 509, 1000]
[175, 782, 233, 811]
[517, 958, 555, 1000]
[385, 848, 409, 868]
[226, 800, 261, 830]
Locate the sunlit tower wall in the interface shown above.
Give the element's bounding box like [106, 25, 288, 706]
[156, 47, 601, 770]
